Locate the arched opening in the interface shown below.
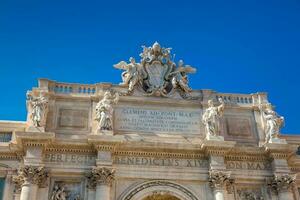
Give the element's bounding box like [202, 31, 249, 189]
[142, 193, 181, 200]
[119, 180, 199, 200]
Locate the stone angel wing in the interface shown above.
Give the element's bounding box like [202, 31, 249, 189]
[113, 61, 129, 70]
[177, 65, 197, 74]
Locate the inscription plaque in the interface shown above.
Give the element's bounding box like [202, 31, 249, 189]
[114, 106, 202, 134]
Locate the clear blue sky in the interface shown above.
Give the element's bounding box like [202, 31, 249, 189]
[0, 0, 299, 134]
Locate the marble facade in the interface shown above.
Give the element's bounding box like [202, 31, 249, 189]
[0, 43, 300, 200]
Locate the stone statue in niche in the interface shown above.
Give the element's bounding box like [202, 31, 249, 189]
[50, 185, 67, 200]
[26, 92, 48, 128]
[202, 98, 225, 140]
[259, 103, 285, 144]
[95, 90, 119, 132]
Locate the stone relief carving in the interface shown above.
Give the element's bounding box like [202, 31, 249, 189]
[15, 166, 48, 187]
[51, 184, 68, 200]
[267, 174, 295, 194]
[114, 42, 197, 99]
[259, 103, 284, 143]
[87, 167, 115, 186]
[208, 170, 230, 189]
[237, 188, 264, 200]
[49, 179, 82, 200]
[95, 90, 119, 132]
[26, 92, 49, 127]
[202, 98, 225, 139]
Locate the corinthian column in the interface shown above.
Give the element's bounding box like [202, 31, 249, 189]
[267, 174, 295, 200]
[209, 171, 231, 200]
[88, 167, 115, 200]
[14, 166, 48, 200]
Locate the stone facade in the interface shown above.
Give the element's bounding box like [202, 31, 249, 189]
[0, 43, 300, 200]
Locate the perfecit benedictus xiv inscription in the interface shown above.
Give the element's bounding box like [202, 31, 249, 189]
[114, 156, 208, 168]
[114, 106, 202, 134]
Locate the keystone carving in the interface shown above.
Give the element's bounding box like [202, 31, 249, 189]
[87, 167, 115, 187]
[15, 166, 48, 187]
[267, 174, 295, 193]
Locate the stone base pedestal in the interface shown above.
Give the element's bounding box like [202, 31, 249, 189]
[26, 126, 45, 132]
[206, 135, 224, 141]
[268, 137, 287, 144]
[96, 130, 113, 136]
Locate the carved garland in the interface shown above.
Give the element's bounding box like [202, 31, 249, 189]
[121, 180, 199, 200]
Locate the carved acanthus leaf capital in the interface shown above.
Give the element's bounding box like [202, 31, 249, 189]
[12, 175, 24, 193]
[267, 174, 295, 193]
[208, 171, 231, 190]
[89, 167, 115, 186]
[16, 166, 48, 187]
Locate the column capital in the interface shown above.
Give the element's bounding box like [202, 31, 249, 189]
[267, 174, 296, 193]
[15, 166, 48, 187]
[12, 175, 23, 194]
[208, 170, 232, 190]
[87, 167, 115, 187]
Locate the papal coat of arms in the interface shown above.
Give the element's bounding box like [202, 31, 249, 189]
[114, 42, 197, 98]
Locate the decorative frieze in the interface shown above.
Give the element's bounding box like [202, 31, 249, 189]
[87, 167, 115, 186]
[267, 174, 295, 193]
[15, 166, 48, 187]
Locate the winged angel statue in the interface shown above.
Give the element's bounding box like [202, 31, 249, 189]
[113, 42, 197, 98]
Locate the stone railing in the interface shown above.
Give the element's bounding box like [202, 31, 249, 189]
[0, 132, 12, 142]
[216, 93, 253, 105]
[38, 79, 269, 106]
[215, 92, 268, 106]
[39, 79, 97, 95]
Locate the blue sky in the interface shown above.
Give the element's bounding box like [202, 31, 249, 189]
[0, 0, 299, 134]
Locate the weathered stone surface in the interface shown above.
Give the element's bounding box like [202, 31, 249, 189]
[0, 43, 299, 200]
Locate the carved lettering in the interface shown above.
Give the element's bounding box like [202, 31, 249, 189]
[113, 156, 208, 168]
[44, 153, 96, 165]
[226, 161, 271, 170]
[115, 107, 202, 134]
